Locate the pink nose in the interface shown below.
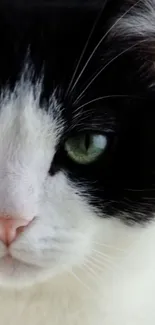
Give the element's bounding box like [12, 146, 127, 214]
[0, 217, 32, 246]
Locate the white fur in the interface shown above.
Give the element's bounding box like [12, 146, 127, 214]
[0, 220, 155, 324]
[112, 0, 155, 38]
[0, 76, 154, 324]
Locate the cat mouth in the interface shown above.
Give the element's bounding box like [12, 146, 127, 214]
[0, 252, 50, 270]
[0, 253, 44, 274]
[0, 252, 40, 269]
[1, 253, 30, 267]
[0, 252, 47, 287]
[3, 254, 14, 263]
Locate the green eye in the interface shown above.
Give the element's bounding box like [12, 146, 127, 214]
[65, 134, 107, 164]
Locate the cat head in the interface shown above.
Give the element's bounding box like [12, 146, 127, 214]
[0, 0, 154, 287]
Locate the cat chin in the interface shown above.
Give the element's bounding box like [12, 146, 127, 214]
[0, 256, 63, 288]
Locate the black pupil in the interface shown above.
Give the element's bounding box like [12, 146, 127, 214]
[85, 135, 91, 151]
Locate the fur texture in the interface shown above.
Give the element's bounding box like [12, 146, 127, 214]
[0, 0, 155, 324]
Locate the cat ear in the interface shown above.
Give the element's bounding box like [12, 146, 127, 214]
[108, 0, 155, 86]
[110, 0, 155, 40]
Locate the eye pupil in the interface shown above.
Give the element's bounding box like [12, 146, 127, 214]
[85, 134, 90, 151]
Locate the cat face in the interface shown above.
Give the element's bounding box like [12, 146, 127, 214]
[0, 0, 154, 287]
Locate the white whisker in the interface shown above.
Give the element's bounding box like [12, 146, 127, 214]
[83, 261, 104, 282]
[92, 253, 122, 271]
[85, 256, 119, 273]
[86, 257, 120, 275]
[74, 94, 130, 111]
[85, 258, 105, 273]
[92, 249, 122, 260]
[70, 0, 142, 95]
[89, 254, 119, 269]
[92, 250, 119, 262]
[65, 1, 107, 97]
[74, 38, 149, 104]
[92, 242, 126, 252]
[70, 269, 93, 293]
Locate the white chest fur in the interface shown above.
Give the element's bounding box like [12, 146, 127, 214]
[0, 274, 103, 325]
[0, 253, 155, 325]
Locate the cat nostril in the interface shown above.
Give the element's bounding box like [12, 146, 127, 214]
[0, 217, 34, 246]
[16, 226, 28, 236]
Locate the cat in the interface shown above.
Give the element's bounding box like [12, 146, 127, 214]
[0, 0, 155, 324]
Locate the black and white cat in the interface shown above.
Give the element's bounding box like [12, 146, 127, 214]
[0, 0, 155, 324]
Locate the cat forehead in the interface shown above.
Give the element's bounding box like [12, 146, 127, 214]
[112, 0, 155, 38]
[0, 79, 64, 154]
